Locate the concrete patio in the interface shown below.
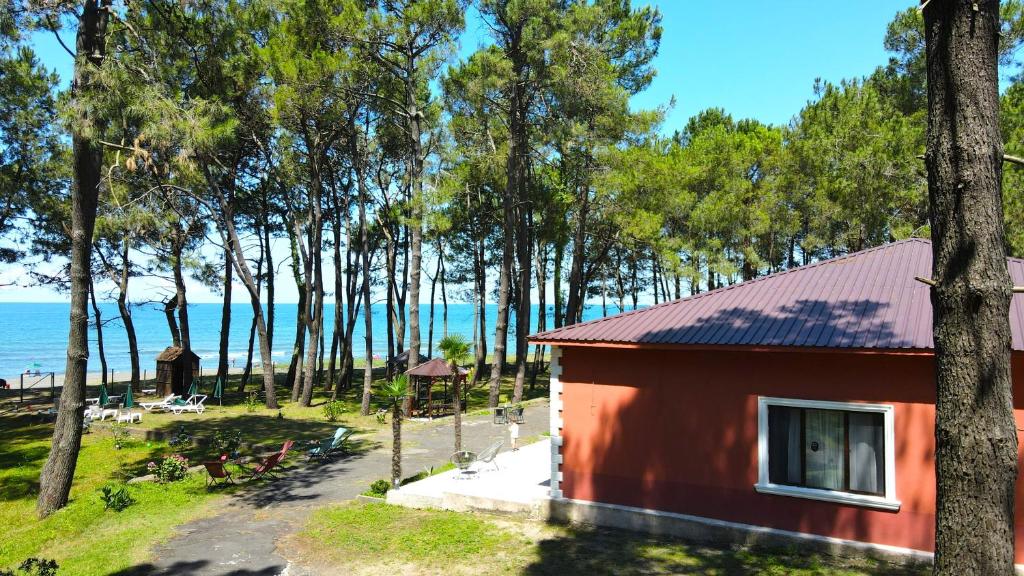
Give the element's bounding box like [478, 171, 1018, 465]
[387, 437, 552, 518]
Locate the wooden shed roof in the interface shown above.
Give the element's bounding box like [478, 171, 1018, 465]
[156, 346, 200, 362]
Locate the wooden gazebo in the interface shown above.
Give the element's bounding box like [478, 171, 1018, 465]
[155, 346, 200, 397]
[405, 357, 468, 419]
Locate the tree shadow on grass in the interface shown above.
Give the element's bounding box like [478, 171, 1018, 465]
[523, 523, 925, 576]
[106, 559, 284, 576]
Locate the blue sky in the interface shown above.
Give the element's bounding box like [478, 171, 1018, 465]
[9, 1, 915, 303]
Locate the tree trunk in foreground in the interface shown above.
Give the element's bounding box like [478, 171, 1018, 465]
[925, 1, 1018, 573]
[37, 0, 109, 517]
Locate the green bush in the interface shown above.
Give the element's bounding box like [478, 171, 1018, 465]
[245, 392, 261, 413]
[99, 485, 135, 512]
[364, 479, 391, 498]
[167, 425, 192, 449]
[323, 400, 346, 422]
[110, 422, 133, 450]
[147, 454, 190, 483]
[0, 558, 58, 576]
[211, 429, 242, 457]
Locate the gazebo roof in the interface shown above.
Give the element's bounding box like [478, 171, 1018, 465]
[405, 357, 469, 377]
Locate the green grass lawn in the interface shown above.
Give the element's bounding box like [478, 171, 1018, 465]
[0, 414, 230, 575]
[0, 366, 550, 575]
[289, 503, 926, 576]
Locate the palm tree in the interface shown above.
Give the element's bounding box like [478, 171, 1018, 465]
[438, 334, 472, 452]
[379, 375, 410, 489]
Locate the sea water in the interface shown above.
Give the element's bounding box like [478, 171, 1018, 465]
[0, 302, 611, 378]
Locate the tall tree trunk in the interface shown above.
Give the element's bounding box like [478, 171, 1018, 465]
[553, 240, 564, 328]
[428, 251, 440, 359]
[355, 132, 375, 416]
[328, 204, 344, 391]
[651, 253, 659, 305]
[88, 277, 107, 386]
[205, 168, 278, 409]
[925, 1, 1017, 573]
[440, 251, 448, 338]
[532, 240, 547, 387]
[171, 241, 191, 354]
[116, 242, 140, 389]
[340, 203, 359, 393]
[263, 207, 275, 355]
[396, 226, 408, 354]
[217, 247, 232, 387]
[405, 68, 423, 372]
[385, 236, 396, 379]
[241, 236, 264, 390]
[473, 236, 487, 386]
[286, 216, 307, 401]
[240, 314, 256, 387]
[489, 216, 513, 407]
[513, 206, 532, 403]
[164, 295, 180, 347]
[453, 365, 462, 453]
[37, 0, 109, 517]
[566, 186, 589, 326]
[391, 400, 402, 488]
[301, 158, 325, 407]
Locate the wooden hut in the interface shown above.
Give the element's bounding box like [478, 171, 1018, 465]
[405, 357, 468, 418]
[155, 346, 200, 397]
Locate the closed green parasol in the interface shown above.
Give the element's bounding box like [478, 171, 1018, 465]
[98, 384, 109, 406]
[213, 377, 223, 406]
[123, 385, 134, 409]
[187, 379, 198, 397]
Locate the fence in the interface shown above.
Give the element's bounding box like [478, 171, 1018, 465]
[18, 372, 55, 404]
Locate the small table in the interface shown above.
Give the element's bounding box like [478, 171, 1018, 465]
[116, 411, 142, 423]
[99, 407, 120, 421]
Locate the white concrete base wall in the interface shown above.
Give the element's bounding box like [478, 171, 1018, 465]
[549, 346, 563, 499]
[549, 498, 946, 571]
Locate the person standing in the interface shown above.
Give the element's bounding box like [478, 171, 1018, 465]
[509, 420, 519, 451]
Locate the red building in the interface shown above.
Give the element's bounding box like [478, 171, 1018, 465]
[529, 239, 1024, 566]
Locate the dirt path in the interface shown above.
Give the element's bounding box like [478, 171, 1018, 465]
[110, 403, 550, 576]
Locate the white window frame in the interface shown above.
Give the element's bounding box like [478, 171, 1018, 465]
[755, 396, 900, 511]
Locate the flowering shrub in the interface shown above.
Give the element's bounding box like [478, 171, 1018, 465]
[147, 454, 190, 483]
[168, 425, 193, 448]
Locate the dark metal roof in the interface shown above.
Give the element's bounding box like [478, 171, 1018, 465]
[530, 239, 1024, 351]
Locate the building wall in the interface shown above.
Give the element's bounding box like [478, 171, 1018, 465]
[557, 346, 1024, 560]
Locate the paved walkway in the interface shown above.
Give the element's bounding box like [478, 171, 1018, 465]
[388, 437, 551, 515]
[117, 402, 549, 576]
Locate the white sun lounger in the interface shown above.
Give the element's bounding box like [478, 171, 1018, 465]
[140, 394, 179, 412]
[169, 394, 207, 415]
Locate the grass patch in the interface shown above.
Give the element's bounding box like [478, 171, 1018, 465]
[295, 503, 523, 572]
[289, 503, 925, 576]
[0, 416, 229, 575]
